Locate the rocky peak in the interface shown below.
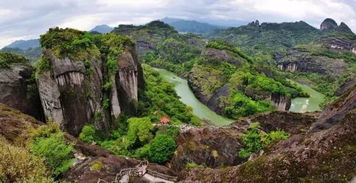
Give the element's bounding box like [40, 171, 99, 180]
[337, 22, 353, 33]
[248, 20, 260, 26]
[320, 18, 338, 31]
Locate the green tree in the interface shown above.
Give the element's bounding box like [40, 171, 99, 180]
[125, 117, 154, 149]
[148, 134, 176, 164]
[79, 125, 97, 143]
[29, 123, 74, 176]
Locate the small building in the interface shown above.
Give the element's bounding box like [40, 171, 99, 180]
[160, 116, 171, 124]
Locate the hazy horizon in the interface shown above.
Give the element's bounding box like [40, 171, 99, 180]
[0, 0, 355, 48]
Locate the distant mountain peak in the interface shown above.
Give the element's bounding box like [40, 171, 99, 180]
[161, 17, 223, 34]
[337, 22, 353, 33]
[3, 39, 40, 50]
[320, 18, 338, 31]
[90, 24, 113, 33]
[320, 18, 354, 34]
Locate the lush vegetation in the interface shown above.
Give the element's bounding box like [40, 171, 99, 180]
[238, 122, 289, 158]
[224, 92, 275, 118]
[189, 41, 306, 118]
[1, 47, 42, 63]
[40, 27, 100, 61]
[139, 65, 201, 125]
[78, 65, 200, 164]
[0, 138, 53, 183]
[207, 21, 320, 55]
[0, 51, 29, 69]
[29, 123, 75, 176]
[113, 20, 204, 76]
[207, 40, 253, 63]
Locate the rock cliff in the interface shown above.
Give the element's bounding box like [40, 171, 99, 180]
[275, 48, 347, 76]
[320, 18, 338, 31]
[37, 28, 143, 136]
[0, 52, 44, 120]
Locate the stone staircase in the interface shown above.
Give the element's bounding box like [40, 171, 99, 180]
[97, 161, 177, 183]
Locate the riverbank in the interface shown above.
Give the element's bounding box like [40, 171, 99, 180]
[154, 68, 234, 126]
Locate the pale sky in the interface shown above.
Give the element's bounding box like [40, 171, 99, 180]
[0, 0, 355, 48]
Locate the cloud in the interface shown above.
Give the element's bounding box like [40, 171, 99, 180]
[0, 0, 355, 48]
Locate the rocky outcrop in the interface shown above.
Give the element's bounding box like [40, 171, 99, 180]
[320, 18, 338, 31]
[324, 37, 354, 51]
[38, 50, 106, 136]
[136, 41, 156, 57]
[0, 63, 44, 120]
[37, 29, 144, 136]
[64, 135, 176, 183]
[269, 93, 291, 111]
[336, 79, 356, 96]
[310, 85, 356, 131]
[170, 110, 317, 172]
[234, 111, 318, 135]
[275, 48, 347, 76]
[202, 48, 244, 66]
[0, 103, 43, 144]
[170, 124, 248, 172]
[179, 85, 356, 183]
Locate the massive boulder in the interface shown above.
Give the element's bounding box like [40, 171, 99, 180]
[37, 28, 144, 136]
[0, 52, 44, 120]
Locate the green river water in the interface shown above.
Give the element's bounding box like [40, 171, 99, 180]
[155, 68, 234, 126]
[289, 81, 325, 113]
[155, 68, 324, 126]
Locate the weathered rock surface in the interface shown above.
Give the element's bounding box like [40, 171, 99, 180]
[0, 103, 43, 144]
[275, 48, 347, 76]
[38, 50, 106, 136]
[170, 124, 248, 172]
[179, 85, 356, 183]
[0, 64, 44, 120]
[170, 110, 317, 172]
[202, 48, 244, 66]
[38, 43, 143, 136]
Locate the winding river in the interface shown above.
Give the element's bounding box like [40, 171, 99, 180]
[154, 68, 234, 126]
[155, 68, 325, 126]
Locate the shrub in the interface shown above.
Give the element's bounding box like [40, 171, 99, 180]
[79, 125, 98, 143]
[90, 160, 103, 171]
[125, 117, 154, 149]
[238, 122, 289, 158]
[148, 134, 176, 164]
[0, 138, 53, 182]
[0, 51, 29, 69]
[29, 123, 74, 176]
[185, 162, 204, 169]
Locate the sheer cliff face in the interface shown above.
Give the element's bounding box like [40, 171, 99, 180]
[0, 63, 44, 120]
[38, 50, 106, 135]
[38, 47, 142, 136]
[37, 29, 143, 136]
